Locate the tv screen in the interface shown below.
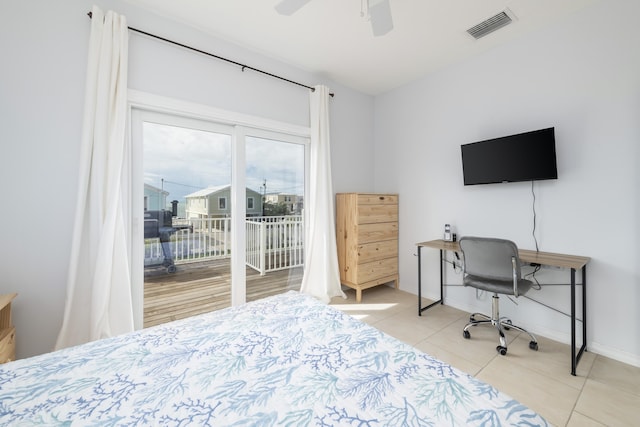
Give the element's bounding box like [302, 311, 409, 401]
[461, 127, 557, 185]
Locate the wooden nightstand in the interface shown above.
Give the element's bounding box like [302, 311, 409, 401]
[0, 293, 17, 364]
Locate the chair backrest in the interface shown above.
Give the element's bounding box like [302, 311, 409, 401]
[459, 236, 522, 281]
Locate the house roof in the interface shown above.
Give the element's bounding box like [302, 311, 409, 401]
[185, 185, 262, 198]
[144, 183, 169, 196]
[185, 185, 230, 198]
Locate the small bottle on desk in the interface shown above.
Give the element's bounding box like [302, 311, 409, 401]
[444, 224, 452, 241]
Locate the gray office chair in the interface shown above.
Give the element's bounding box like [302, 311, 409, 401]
[458, 236, 538, 355]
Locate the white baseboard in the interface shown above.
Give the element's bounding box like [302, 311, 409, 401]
[588, 342, 640, 368]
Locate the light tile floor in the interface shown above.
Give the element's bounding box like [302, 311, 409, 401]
[330, 286, 640, 427]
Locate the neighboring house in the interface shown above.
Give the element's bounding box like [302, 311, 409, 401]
[144, 183, 169, 212]
[185, 185, 263, 219]
[264, 193, 304, 215]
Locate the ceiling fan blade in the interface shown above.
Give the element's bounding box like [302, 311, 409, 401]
[275, 0, 313, 16]
[369, 0, 393, 36]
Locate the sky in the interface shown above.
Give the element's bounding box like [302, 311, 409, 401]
[143, 122, 305, 210]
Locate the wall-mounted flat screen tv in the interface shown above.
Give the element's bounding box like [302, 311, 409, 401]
[461, 127, 558, 185]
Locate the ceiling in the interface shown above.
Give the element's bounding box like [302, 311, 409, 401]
[121, 0, 599, 95]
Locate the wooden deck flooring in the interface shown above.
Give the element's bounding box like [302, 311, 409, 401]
[143, 259, 303, 328]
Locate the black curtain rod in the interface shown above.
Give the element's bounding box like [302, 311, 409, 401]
[87, 11, 334, 97]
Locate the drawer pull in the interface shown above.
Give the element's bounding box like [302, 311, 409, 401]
[379, 196, 385, 200]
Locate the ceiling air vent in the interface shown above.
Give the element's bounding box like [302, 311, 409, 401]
[467, 10, 514, 40]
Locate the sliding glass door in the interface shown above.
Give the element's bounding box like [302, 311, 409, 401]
[245, 132, 307, 302]
[134, 112, 233, 328]
[131, 108, 309, 329]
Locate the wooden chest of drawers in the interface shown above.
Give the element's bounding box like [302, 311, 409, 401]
[0, 293, 17, 364]
[336, 193, 398, 302]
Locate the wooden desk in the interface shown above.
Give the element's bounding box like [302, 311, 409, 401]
[416, 239, 590, 376]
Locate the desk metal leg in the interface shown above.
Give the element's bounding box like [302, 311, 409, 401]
[570, 266, 588, 376]
[439, 249, 444, 304]
[418, 246, 444, 315]
[582, 265, 587, 359]
[418, 246, 422, 316]
[571, 268, 576, 375]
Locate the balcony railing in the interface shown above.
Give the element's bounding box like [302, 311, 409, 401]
[144, 215, 304, 275]
[246, 216, 305, 274]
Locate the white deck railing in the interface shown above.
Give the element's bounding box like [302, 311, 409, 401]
[144, 215, 304, 275]
[245, 216, 305, 274]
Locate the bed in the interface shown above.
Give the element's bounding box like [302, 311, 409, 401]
[0, 291, 547, 426]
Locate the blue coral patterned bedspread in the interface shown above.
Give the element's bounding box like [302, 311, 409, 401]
[0, 291, 547, 426]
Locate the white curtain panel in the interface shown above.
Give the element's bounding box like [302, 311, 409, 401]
[300, 85, 346, 303]
[56, 5, 133, 349]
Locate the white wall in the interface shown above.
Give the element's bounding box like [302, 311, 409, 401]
[374, 0, 640, 366]
[0, 0, 375, 358]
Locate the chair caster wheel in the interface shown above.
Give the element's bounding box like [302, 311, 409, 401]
[503, 319, 512, 330]
[529, 341, 538, 351]
[463, 330, 471, 339]
[469, 315, 475, 322]
[496, 345, 507, 355]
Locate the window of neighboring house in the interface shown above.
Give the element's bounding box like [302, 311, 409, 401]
[247, 197, 254, 210]
[219, 197, 227, 210]
[144, 196, 148, 211]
